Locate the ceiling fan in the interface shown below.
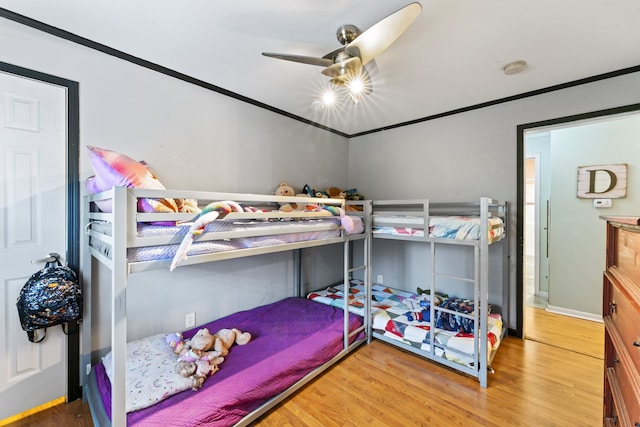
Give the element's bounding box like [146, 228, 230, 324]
[262, 3, 422, 97]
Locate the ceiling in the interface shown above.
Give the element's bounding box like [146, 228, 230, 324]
[2, 0, 640, 136]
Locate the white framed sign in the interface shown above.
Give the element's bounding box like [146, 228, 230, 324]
[577, 163, 627, 199]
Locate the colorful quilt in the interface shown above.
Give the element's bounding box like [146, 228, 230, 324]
[308, 280, 503, 367]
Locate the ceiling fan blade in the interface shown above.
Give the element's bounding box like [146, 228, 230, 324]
[321, 56, 362, 79]
[262, 52, 333, 67]
[345, 2, 421, 65]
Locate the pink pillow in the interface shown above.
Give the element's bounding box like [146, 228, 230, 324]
[85, 145, 178, 213]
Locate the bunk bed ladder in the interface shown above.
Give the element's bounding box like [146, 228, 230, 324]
[343, 200, 372, 348]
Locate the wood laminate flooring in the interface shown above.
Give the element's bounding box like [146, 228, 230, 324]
[3, 308, 603, 426]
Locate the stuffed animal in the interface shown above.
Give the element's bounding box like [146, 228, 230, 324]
[175, 358, 220, 390]
[405, 309, 430, 322]
[274, 182, 301, 212]
[344, 188, 365, 201]
[335, 207, 364, 235]
[416, 287, 448, 305]
[176, 329, 224, 380]
[326, 186, 346, 199]
[168, 327, 250, 390]
[212, 328, 252, 357]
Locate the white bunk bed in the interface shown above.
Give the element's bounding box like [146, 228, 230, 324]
[83, 186, 371, 426]
[371, 197, 508, 387]
[309, 197, 508, 387]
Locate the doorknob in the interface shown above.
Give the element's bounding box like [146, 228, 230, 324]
[31, 252, 61, 264]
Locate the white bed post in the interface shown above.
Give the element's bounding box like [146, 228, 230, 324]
[111, 186, 129, 427]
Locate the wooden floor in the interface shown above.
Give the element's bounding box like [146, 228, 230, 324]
[4, 308, 604, 427]
[525, 306, 604, 359]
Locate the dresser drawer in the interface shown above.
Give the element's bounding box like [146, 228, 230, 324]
[611, 226, 640, 287]
[605, 272, 640, 375]
[606, 339, 640, 425]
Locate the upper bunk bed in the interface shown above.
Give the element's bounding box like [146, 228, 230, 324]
[83, 186, 371, 426]
[309, 197, 508, 387]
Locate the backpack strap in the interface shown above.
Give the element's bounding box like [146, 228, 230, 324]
[62, 320, 80, 336]
[28, 329, 46, 343]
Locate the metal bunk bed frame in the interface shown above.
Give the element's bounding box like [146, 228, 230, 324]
[370, 197, 508, 387]
[83, 186, 372, 426]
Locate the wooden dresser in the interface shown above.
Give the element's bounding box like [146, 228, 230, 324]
[601, 216, 640, 427]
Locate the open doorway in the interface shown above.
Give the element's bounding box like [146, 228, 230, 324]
[524, 152, 548, 310]
[516, 103, 640, 352]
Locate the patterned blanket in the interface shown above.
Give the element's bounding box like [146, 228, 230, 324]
[308, 280, 503, 366]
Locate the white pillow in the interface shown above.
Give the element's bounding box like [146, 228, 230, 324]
[102, 333, 193, 412]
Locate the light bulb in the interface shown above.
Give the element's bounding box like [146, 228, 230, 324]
[321, 90, 336, 106]
[348, 77, 365, 95]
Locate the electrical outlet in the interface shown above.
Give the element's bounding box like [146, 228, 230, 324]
[185, 312, 196, 328]
[377, 275, 383, 284]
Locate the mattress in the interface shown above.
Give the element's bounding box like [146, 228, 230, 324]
[89, 217, 345, 262]
[372, 215, 504, 241]
[308, 280, 502, 367]
[91, 297, 363, 426]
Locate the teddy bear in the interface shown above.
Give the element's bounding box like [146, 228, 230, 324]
[212, 328, 252, 356]
[326, 186, 346, 199]
[274, 182, 302, 212]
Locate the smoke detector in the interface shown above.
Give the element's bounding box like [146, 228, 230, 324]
[503, 60, 527, 75]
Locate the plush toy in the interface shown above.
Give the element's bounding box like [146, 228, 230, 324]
[344, 188, 364, 201]
[405, 309, 430, 322]
[188, 328, 217, 353]
[165, 332, 185, 354]
[169, 328, 233, 390]
[176, 358, 220, 390]
[335, 207, 364, 235]
[274, 182, 302, 212]
[416, 287, 448, 305]
[299, 183, 329, 198]
[212, 328, 252, 357]
[326, 186, 346, 199]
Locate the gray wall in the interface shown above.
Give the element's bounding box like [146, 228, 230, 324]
[5, 16, 640, 344]
[348, 72, 640, 328]
[1, 20, 349, 355]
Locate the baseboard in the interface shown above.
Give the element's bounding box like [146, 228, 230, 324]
[538, 290, 549, 298]
[545, 305, 603, 323]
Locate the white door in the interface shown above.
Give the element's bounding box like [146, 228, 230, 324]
[0, 71, 68, 420]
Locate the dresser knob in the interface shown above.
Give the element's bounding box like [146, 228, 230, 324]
[613, 358, 620, 364]
[634, 341, 640, 347]
[609, 302, 616, 313]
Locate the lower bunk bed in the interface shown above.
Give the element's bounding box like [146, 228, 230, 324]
[86, 297, 364, 426]
[83, 187, 371, 426]
[309, 280, 505, 373]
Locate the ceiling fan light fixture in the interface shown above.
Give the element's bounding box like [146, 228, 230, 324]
[347, 77, 365, 95]
[321, 89, 337, 106]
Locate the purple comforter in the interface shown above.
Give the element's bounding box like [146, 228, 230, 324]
[95, 297, 362, 426]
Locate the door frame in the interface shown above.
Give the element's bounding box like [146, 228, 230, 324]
[0, 61, 81, 402]
[515, 102, 640, 338]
